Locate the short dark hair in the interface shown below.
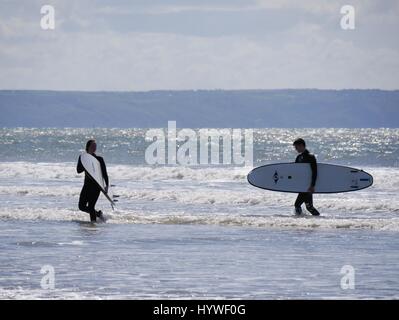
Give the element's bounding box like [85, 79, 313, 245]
[85, 139, 95, 152]
[293, 138, 306, 147]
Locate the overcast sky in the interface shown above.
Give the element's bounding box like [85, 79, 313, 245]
[0, 0, 398, 91]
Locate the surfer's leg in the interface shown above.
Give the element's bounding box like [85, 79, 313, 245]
[78, 184, 91, 214]
[87, 189, 101, 222]
[79, 184, 100, 222]
[294, 193, 305, 214]
[305, 193, 320, 216]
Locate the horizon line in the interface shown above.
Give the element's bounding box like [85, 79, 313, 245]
[0, 88, 398, 93]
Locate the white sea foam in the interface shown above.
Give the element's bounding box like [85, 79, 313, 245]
[1, 162, 398, 231]
[0, 162, 249, 181]
[0, 161, 397, 187]
[1, 207, 399, 231]
[0, 183, 398, 213]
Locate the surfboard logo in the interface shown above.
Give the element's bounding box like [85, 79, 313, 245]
[273, 171, 279, 184]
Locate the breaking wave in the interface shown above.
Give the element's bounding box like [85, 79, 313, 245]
[1, 207, 399, 232]
[1, 161, 398, 231]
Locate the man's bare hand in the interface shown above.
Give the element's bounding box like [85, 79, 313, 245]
[308, 186, 315, 193]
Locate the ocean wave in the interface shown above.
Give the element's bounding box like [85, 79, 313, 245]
[1, 208, 399, 231]
[0, 162, 398, 188]
[0, 162, 249, 181]
[112, 212, 399, 231]
[1, 184, 398, 213]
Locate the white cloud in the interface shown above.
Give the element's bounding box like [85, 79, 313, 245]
[255, 0, 340, 14]
[95, 4, 259, 15]
[0, 0, 398, 90]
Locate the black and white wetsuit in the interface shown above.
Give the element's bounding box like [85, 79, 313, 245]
[77, 154, 108, 222]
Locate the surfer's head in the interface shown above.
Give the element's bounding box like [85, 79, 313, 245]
[86, 139, 97, 154]
[293, 138, 306, 153]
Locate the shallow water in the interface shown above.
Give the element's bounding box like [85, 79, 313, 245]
[0, 128, 398, 299]
[0, 220, 398, 299]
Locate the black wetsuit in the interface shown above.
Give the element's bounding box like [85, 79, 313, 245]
[294, 149, 319, 215]
[77, 154, 109, 222]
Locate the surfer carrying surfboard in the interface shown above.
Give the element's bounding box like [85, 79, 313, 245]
[77, 139, 108, 222]
[293, 138, 320, 216]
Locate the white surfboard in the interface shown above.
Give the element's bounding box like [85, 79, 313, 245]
[80, 152, 116, 209]
[247, 163, 373, 194]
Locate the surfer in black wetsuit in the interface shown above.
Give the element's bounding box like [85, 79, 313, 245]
[293, 138, 320, 216]
[77, 139, 108, 222]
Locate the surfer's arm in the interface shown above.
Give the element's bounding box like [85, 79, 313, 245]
[310, 156, 317, 187]
[77, 156, 84, 174]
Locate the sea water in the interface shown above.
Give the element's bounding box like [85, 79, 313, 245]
[0, 128, 398, 299]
